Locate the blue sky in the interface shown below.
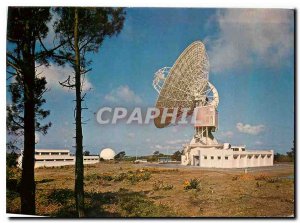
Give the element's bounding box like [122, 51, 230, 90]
[7, 8, 295, 156]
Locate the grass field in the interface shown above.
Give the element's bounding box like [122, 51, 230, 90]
[7, 162, 294, 217]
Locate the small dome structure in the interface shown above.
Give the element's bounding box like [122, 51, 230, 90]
[100, 148, 116, 160]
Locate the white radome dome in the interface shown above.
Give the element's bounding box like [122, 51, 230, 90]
[100, 148, 116, 160]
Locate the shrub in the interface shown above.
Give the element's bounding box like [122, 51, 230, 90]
[115, 171, 152, 184]
[6, 152, 19, 168]
[163, 184, 174, 190]
[254, 174, 281, 183]
[254, 174, 270, 181]
[47, 189, 73, 205]
[85, 170, 151, 184]
[114, 172, 127, 182]
[184, 178, 201, 190]
[256, 182, 262, 188]
[102, 174, 113, 181]
[139, 171, 151, 181]
[118, 191, 174, 217]
[6, 167, 21, 192]
[266, 177, 280, 183]
[153, 180, 174, 191]
[85, 173, 101, 181]
[232, 176, 238, 181]
[127, 173, 139, 184]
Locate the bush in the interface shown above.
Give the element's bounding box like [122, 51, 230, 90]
[85, 173, 101, 181]
[254, 174, 271, 181]
[139, 171, 151, 181]
[6, 152, 19, 168]
[153, 180, 174, 191]
[184, 178, 201, 190]
[114, 172, 127, 182]
[232, 176, 238, 181]
[47, 189, 73, 205]
[102, 174, 113, 181]
[266, 177, 280, 183]
[6, 167, 21, 192]
[118, 191, 174, 217]
[254, 174, 280, 183]
[85, 170, 151, 184]
[115, 171, 151, 184]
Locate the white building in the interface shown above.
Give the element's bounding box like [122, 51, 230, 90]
[18, 149, 99, 168]
[181, 144, 273, 168]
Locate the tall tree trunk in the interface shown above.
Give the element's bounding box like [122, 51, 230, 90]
[74, 8, 85, 217]
[20, 20, 36, 215]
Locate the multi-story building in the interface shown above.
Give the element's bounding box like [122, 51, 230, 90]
[182, 144, 273, 168]
[18, 149, 99, 168]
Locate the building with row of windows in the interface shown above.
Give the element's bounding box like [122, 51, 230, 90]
[18, 149, 100, 168]
[182, 144, 273, 168]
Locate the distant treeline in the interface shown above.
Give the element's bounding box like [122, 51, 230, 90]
[111, 150, 182, 162]
[274, 142, 294, 162]
[274, 153, 294, 162]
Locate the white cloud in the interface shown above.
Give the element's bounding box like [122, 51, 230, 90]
[236, 122, 265, 135]
[104, 85, 142, 104]
[151, 144, 176, 151]
[145, 138, 151, 142]
[206, 9, 294, 73]
[37, 63, 92, 93]
[153, 144, 163, 150]
[220, 131, 234, 138]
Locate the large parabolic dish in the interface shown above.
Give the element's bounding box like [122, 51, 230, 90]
[153, 41, 210, 128]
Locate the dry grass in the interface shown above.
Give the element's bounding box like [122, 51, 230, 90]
[7, 162, 294, 217]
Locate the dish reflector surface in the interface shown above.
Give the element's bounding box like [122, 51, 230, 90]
[154, 41, 210, 128]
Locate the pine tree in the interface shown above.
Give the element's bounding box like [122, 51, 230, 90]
[6, 7, 62, 214]
[54, 7, 125, 217]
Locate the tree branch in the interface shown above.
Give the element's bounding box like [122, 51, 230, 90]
[59, 75, 76, 88]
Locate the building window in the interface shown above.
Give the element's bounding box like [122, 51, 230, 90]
[41, 152, 49, 155]
[234, 156, 238, 159]
[35, 152, 40, 155]
[211, 156, 214, 160]
[248, 156, 252, 159]
[204, 156, 207, 159]
[225, 156, 228, 160]
[51, 152, 59, 155]
[241, 148, 245, 151]
[61, 152, 68, 155]
[218, 156, 221, 160]
[233, 148, 239, 151]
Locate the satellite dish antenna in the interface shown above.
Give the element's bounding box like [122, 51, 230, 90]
[153, 41, 220, 149]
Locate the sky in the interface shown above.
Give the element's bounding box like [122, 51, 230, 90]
[7, 8, 295, 156]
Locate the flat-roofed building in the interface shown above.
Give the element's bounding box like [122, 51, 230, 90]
[18, 149, 99, 168]
[181, 144, 273, 168]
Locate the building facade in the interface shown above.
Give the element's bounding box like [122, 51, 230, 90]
[181, 145, 273, 168]
[18, 149, 99, 168]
